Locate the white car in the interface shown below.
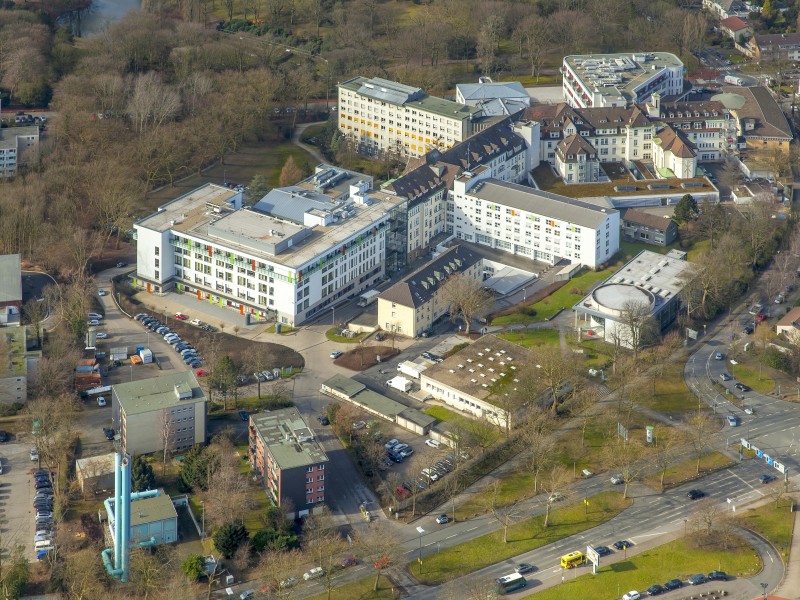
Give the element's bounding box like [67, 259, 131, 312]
[421, 468, 439, 482]
[303, 567, 324, 580]
[87, 320, 100, 326]
[190, 318, 202, 326]
[30, 448, 39, 462]
[96, 332, 108, 339]
[98, 290, 107, 296]
[97, 396, 107, 407]
[610, 474, 624, 485]
[88, 312, 103, 320]
[330, 351, 343, 359]
[425, 439, 441, 448]
[548, 492, 563, 503]
[622, 592, 641, 600]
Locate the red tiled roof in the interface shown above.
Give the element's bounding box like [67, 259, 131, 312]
[720, 16, 750, 31]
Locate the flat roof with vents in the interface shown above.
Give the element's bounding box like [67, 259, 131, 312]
[251, 407, 328, 470]
[421, 334, 534, 401]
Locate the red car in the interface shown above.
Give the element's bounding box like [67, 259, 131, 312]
[755, 313, 767, 323]
[174, 312, 188, 320]
[196, 369, 207, 377]
[395, 486, 411, 499]
[340, 557, 358, 568]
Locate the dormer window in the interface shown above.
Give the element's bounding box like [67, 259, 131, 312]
[568, 154, 574, 159]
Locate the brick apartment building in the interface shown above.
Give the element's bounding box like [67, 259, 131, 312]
[248, 407, 329, 517]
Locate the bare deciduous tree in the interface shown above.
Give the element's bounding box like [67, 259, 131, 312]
[487, 480, 523, 543]
[126, 72, 182, 135]
[542, 464, 573, 528]
[440, 273, 493, 335]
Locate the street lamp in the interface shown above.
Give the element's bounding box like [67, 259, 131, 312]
[683, 518, 687, 537]
[201, 500, 205, 538]
[522, 287, 527, 302]
[761, 582, 768, 599]
[416, 526, 425, 574]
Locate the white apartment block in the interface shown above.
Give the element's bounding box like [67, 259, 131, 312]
[338, 76, 482, 158]
[385, 117, 539, 261]
[449, 168, 619, 268]
[0, 125, 39, 179]
[562, 53, 685, 109]
[134, 167, 404, 327]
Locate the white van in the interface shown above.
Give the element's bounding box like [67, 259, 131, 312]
[34, 540, 54, 551]
[303, 567, 324, 580]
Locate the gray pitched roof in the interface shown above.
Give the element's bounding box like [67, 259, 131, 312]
[457, 81, 528, 102]
[379, 245, 482, 308]
[621, 208, 676, 230]
[468, 180, 617, 228]
[387, 117, 526, 208]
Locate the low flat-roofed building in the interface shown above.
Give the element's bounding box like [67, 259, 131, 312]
[248, 407, 329, 516]
[111, 372, 207, 457]
[419, 335, 532, 429]
[76, 452, 116, 494]
[106, 488, 178, 547]
[320, 374, 436, 435]
[574, 249, 693, 347]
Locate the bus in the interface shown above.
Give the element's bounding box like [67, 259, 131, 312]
[495, 573, 527, 594]
[560, 551, 585, 569]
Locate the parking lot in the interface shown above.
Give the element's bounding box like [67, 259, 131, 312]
[0, 441, 41, 559]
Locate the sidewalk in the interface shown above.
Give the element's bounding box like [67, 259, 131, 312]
[774, 496, 800, 598]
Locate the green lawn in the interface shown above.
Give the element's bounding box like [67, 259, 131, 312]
[422, 405, 462, 423]
[732, 363, 774, 395]
[456, 470, 535, 519]
[498, 328, 561, 348]
[265, 323, 296, 334]
[738, 499, 794, 562]
[493, 268, 616, 326]
[528, 537, 761, 599]
[300, 123, 328, 144]
[644, 451, 734, 490]
[617, 240, 680, 261]
[306, 575, 397, 600]
[413, 491, 631, 585]
[686, 239, 710, 263]
[579, 339, 614, 368]
[638, 362, 699, 415]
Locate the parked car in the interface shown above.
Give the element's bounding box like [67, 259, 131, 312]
[707, 571, 728, 581]
[714, 352, 723, 360]
[87, 320, 100, 326]
[239, 591, 254, 600]
[610, 474, 624, 484]
[352, 421, 367, 430]
[30, 448, 39, 461]
[317, 415, 329, 426]
[174, 312, 188, 320]
[330, 351, 343, 359]
[103, 428, 115, 440]
[238, 410, 249, 422]
[759, 474, 775, 484]
[594, 545, 613, 557]
[253, 372, 266, 382]
[116, 262, 128, 268]
[646, 584, 665, 596]
[622, 592, 641, 600]
[425, 439, 441, 448]
[303, 567, 324, 581]
[0, 431, 8, 443]
[548, 492, 564, 503]
[340, 556, 358, 568]
[735, 383, 751, 392]
[719, 373, 732, 382]
[98, 289, 107, 296]
[385, 439, 399, 450]
[97, 396, 107, 407]
[88, 312, 103, 320]
[421, 468, 439, 482]
[96, 332, 108, 339]
[687, 574, 707, 585]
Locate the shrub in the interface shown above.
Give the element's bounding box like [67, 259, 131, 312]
[520, 306, 537, 317]
[761, 347, 792, 373]
[182, 554, 205, 581]
[213, 521, 249, 559]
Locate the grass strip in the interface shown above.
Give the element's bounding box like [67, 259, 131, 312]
[412, 491, 631, 585]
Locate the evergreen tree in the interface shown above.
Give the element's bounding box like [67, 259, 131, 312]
[181, 553, 205, 581]
[212, 521, 249, 559]
[673, 194, 699, 223]
[130, 455, 155, 492]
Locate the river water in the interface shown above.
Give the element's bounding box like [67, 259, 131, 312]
[61, 0, 142, 37]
